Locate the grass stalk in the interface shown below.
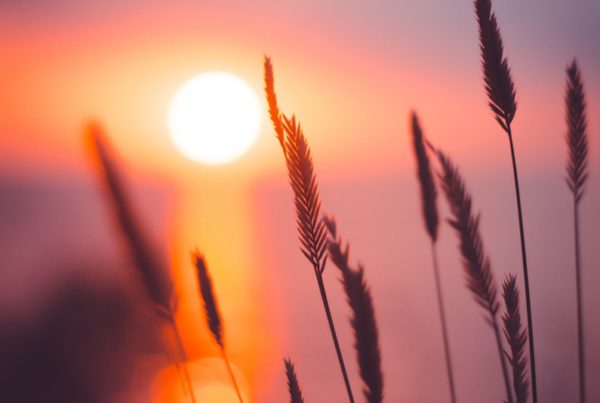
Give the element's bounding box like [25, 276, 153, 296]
[491, 315, 514, 403]
[171, 319, 198, 403]
[502, 274, 530, 403]
[166, 340, 196, 403]
[88, 124, 196, 403]
[410, 113, 456, 402]
[193, 253, 243, 402]
[573, 201, 585, 403]
[431, 243, 457, 403]
[432, 145, 514, 403]
[564, 60, 589, 403]
[285, 359, 306, 403]
[315, 268, 356, 403]
[220, 347, 244, 402]
[264, 57, 355, 403]
[473, 0, 537, 397]
[506, 124, 537, 403]
[324, 215, 384, 403]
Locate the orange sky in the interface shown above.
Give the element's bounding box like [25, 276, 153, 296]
[2, 0, 598, 181]
[1, 1, 599, 401]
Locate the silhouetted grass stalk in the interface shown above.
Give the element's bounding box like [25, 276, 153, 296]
[491, 313, 513, 403]
[264, 56, 355, 403]
[410, 113, 457, 403]
[431, 244, 457, 403]
[565, 60, 589, 403]
[194, 254, 243, 402]
[87, 124, 197, 403]
[573, 201, 585, 403]
[171, 319, 199, 402]
[221, 348, 243, 402]
[502, 274, 529, 403]
[324, 216, 384, 403]
[284, 114, 354, 402]
[285, 359, 306, 403]
[315, 271, 355, 403]
[432, 145, 514, 403]
[505, 127, 535, 403]
[473, 1, 537, 400]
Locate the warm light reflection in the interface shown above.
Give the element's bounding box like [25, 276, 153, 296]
[162, 182, 280, 401]
[154, 357, 250, 403]
[193, 384, 243, 402]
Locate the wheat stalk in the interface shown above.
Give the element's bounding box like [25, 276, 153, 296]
[410, 112, 456, 403]
[280, 114, 329, 274]
[565, 60, 589, 203]
[431, 144, 514, 403]
[565, 59, 589, 403]
[284, 359, 306, 403]
[502, 274, 529, 403]
[86, 123, 196, 403]
[264, 56, 285, 150]
[263, 56, 355, 403]
[193, 253, 223, 347]
[324, 215, 384, 403]
[87, 123, 175, 318]
[193, 253, 243, 402]
[473, 1, 537, 400]
[474, 0, 516, 133]
[411, 112, 440, 242]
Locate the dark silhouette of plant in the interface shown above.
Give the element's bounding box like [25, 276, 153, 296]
[193, 253, 243, 402]
[431, 144, 514, 403]
[473, 1, 537, 400]
[87, 123, 196, 403]
[411, 112, 440, 242]
[474, 0, 516, 132]
[324, 215, 384, 403]
[502, 274, 529, 403]
[264, 57, 355, 403]
[410, 112, 456, 403]
[565, 59, 589, 403]
[284, 359, 306, 403]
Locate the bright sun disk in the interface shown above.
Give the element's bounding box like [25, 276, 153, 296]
[168, 72, 262, 165]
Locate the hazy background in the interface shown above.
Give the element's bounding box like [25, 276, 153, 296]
[1, 0, 599, 402]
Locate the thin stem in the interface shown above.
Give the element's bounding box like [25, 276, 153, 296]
[167, 344, 191, 403]
[574, 200, 586, 403]
[431, 242, 458, 403]
[506, 124, 537, 403]
[492, 313, 515, 403]
[314, 268, 356, 403]
[220, 346, 244, 403]
[171, 320, 198, 403]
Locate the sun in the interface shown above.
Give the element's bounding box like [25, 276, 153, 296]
[168, 72, 262, 165]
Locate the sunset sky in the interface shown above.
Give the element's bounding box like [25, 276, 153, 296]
[1, 1, 599, 402]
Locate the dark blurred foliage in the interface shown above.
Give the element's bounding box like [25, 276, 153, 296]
[0, 272, 165, 403]
[0, 157, 172, 402]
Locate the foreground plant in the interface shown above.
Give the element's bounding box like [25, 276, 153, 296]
[473, 1, 537, 400]
[264, 56, 355, 403]
[324, 215, 384, 403]
[502, 274, 529, 403]
[193, 253, 243, 402]
[87, 124, 196, 403]
[564, 59, 589, 403]
[285, 359, 306, 403]
[409, 112, 456, 403]
[432, 145, 514, 403]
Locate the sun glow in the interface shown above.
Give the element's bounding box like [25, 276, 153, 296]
[154, 358, 251, 403]
[168, 72, 262, 165]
